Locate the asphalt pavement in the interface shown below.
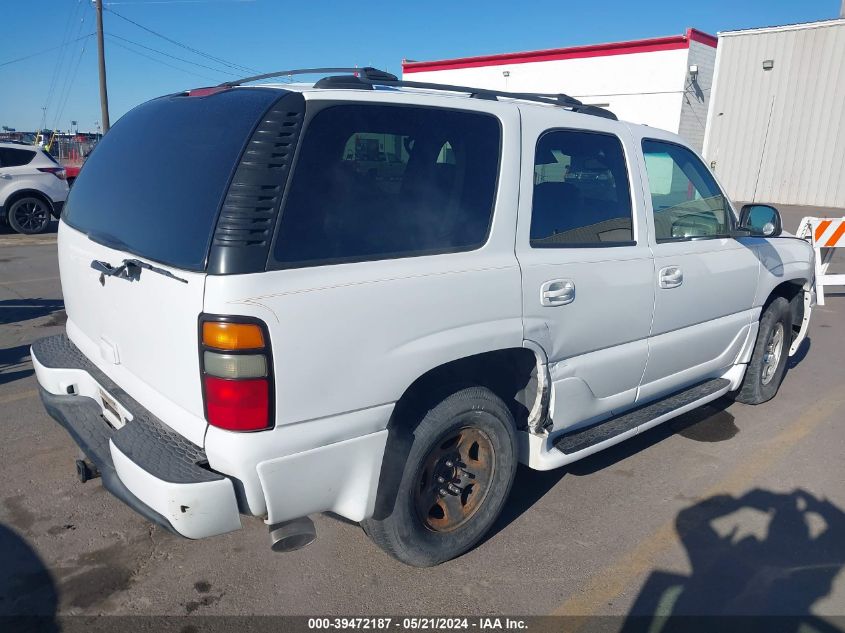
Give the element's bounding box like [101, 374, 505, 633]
[1, 217, 844, 624]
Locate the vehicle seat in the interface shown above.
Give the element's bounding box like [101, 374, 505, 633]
[530, 181, 584, 240]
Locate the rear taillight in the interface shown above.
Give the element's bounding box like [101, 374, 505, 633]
[200, 316, 273, 431]
[38, 167, 67, 180]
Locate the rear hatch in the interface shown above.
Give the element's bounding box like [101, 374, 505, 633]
[59, 87, 285, 445]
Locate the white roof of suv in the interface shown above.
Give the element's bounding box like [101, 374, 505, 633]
[207, 68, 672, 145]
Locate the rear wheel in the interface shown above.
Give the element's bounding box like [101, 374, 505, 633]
[734, 296, 792, 404]
[8, 197, 51, 234]
[362, 387, 517, 567]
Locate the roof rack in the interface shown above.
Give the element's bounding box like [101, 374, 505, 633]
[219, 67, 398, 87]
[220, 66, 617, 120]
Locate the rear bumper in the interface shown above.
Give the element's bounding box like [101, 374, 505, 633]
[31, 334, 241, 539]
[38, 388, 178, 534]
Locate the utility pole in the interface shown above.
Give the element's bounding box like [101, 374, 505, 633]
[94, 0, 110, 132]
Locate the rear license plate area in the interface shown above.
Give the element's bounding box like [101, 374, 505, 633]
[99, 388, 126, 429]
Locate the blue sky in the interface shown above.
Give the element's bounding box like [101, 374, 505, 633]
[0, 0, 839, 131]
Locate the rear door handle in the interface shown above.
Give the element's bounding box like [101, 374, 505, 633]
[540, 279, 575, 306]
[0, 173, 12, 179]
[659, 266, 683, 289]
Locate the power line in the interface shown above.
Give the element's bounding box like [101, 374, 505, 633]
[51, 8, 92, 131]
[103, 6, 259, 74]
[106, 32, 238, 76]
[43, 0, 85, 124]
[105, 0, 256, 4]
[54, 37, 92, 132]
[106, 36, 222, 82]
[0, 33, 94, 69]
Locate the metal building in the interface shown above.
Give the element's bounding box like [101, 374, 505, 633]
[703, 19, 845, 209]
[403, 29, 717, 150]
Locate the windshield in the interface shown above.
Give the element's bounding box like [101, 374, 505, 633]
[63, 88, 281, 271]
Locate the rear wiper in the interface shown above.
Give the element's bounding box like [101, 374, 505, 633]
[91, 258, 188, 284]
[124, 258, 189, 283]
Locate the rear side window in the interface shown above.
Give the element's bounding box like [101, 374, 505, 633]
[530, 130, 633, 247]
[273, 105, 501, 267]
[63, 88, 281, 271]
[0, 148, 36, 167]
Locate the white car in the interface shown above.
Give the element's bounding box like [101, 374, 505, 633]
[0, 141, 69, 234]
[31, 69, 814, 567]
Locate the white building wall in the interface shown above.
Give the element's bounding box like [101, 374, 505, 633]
[678, 41, 717, 151]
[703, 20, 845, 208]
[405, 48, 691, 135]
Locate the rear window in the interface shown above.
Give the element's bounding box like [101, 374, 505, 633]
[272, 104, 501, 267]
[0, 147, 36, 167]
[63, 88, 281, 271]
[42, 149, 60, 165]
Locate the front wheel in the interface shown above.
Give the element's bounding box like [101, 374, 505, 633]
[734, 296, 792, 404]
[362, 387, 518, 567]
[7, 197, 52, 234]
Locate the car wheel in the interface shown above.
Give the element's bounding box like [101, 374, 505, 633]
[8, 197, 52, 234]
[362, 386, 517, 567]
[734, 296, 792, 405]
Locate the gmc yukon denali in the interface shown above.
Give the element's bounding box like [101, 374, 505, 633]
[32, 68, 814, 566]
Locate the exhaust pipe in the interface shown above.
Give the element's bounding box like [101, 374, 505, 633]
[269, 517, 316, 552]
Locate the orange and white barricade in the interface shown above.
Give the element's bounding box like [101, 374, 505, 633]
[796, 216, 845, 305]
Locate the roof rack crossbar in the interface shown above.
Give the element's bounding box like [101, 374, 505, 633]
[220, 66, 616, 120]
[219, 67, 398, 88]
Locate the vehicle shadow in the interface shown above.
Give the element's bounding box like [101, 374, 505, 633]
[0, 299, 65, 326]
[485, 322, 813, 542]
[484, 464, 568, 541]
[483, 398, 738, 544]
[0, 523, 58, 631]
[567, 397, 738, 477]
[0, 220, 58, 236]
[788, 336, 811, 369]
[619, 488, 845, 632]
[0, 344, 34, 386]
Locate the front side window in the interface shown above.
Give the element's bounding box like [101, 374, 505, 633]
[273, 105, 501, 267]
[530, 130, 633, 247]
[642, 139, 732, 241]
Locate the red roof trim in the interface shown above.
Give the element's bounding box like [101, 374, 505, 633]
[403, 28, 717, 74]
[686, 28, 718, 47]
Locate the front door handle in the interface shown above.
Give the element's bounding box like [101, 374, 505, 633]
[541, 279, 575, 306]
[0, 173, 12, 179]
[659, 266, 683, 289]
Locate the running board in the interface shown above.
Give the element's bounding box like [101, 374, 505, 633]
[553, 378, 731, 455]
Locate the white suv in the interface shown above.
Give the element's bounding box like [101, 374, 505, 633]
[0, 141, 69, 234]
[31, 68, 814, 566]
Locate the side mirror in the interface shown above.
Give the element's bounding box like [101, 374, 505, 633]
[739, 204, 782, 237]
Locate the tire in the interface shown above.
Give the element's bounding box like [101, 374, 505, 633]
[362, 386, 518, 567]
[7, 196, 52, 234]
[734, 296, 792, 404]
